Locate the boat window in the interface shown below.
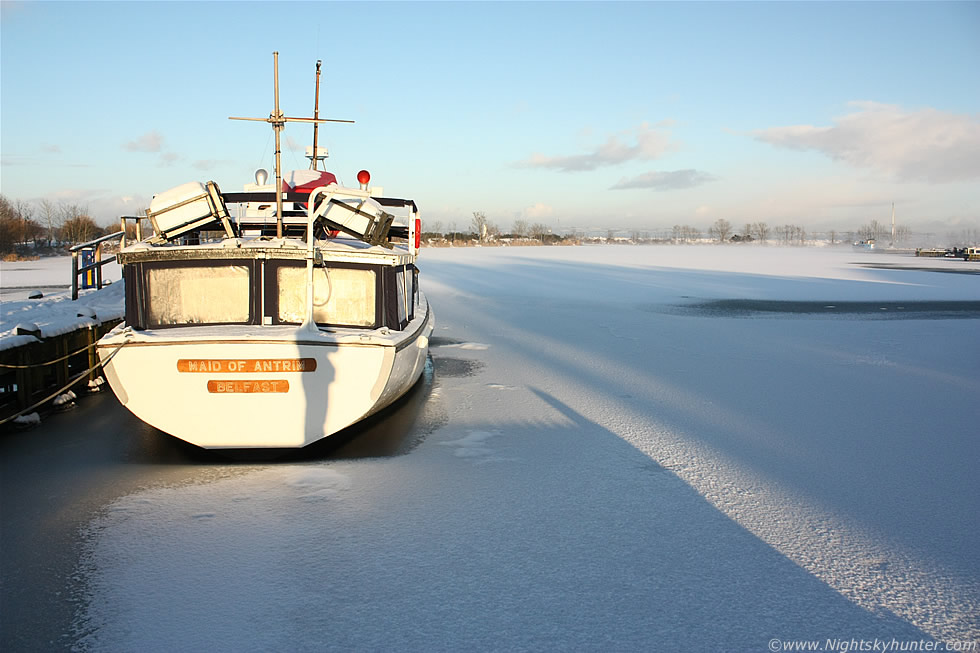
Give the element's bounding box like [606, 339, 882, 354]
[277, 266, 376, 327]
[146, 264, 251, 326]
[413, 267, 420, 310]
[396, 268, 407, 324]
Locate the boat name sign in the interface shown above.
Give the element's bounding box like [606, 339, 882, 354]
[177, 358, 317, 373]
[207, 380, 290, 394]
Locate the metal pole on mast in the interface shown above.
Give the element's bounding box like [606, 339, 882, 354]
[311, 60, 322, 171]
[273, 51, 285, 237]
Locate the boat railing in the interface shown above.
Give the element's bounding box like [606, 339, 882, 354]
[222, 188, 413, 244]
[69, 216, 142, 300]
[100, 188, 418, 257]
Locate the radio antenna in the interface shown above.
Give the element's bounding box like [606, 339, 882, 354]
[311, 60, 322, 170]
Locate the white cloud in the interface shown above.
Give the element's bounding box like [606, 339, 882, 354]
[159, 152, 180, 167]
[520, 122, 676, 172]
[522, 202, 554, 219]
[122, 130, 164, 153]
[754, 102, 980, 183]
[611, 169, 716, 191]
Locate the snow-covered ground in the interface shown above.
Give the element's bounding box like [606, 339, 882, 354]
[0, 256, 124, 351]
[35, 246, 980, 649]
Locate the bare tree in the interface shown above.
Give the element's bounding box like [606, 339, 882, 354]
[0, 195, 18, 252]
[672, 224, 701, 243]
[471, 211, 487, 235]
[948, 228, 979, 247]
[38, 199, 61, 246]
[859, 219, 885, 242]
[12, 200, 39, 246]
[708, 218, 732, 243]
[530, 222, 550, 241]
[0, 195, 45, 252]
[511, 219, 530, 238]
[893, 225, 911, 244]
[60, 208, 101, 244]
[425, 220, 443, 236]
[752, 222, 770, 243]
[775, 224, 789, 244]
[471, 211, 499, 242]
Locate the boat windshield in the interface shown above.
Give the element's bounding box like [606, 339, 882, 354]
[146, 264, 251, 326]
[277, 266, 376, 327]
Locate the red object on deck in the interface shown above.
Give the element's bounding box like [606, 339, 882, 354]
[285, 170, 338, 195]
[357, 169, 371, 186]
[283, 171, 340, 237]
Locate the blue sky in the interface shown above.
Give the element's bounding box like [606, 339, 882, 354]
[2, 1, 978, 235]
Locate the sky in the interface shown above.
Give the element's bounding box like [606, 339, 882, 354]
[2, 1, 978, 236]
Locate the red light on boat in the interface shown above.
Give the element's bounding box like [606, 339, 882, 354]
[414, 217, 421, 250]
[357, 169, 371, 186]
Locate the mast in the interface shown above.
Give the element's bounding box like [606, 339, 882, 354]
[311, 60, 322, 171]
[229, 52, 353, 238]
[273, 52, 284, 234]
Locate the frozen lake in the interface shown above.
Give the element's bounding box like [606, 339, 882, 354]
[2, 245, 978, 650]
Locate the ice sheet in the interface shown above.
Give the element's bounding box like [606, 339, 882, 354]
[61, 246, 980, 648]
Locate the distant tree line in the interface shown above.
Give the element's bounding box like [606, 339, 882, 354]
[421, 212, 574, 246]
[0, 194, 116, 255]
[675, 219, 788, 244]
[855, 219, 912, 245]
[6, 193, 952, 255]
[422, 212, 967, 248]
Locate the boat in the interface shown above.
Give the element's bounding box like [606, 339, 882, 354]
[96, 53, 433, 449]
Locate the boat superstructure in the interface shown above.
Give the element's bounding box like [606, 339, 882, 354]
[96, 54, 433, 449]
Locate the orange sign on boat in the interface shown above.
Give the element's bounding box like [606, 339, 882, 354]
[177, 358, 317, 373]
[207, 380, 290, 394]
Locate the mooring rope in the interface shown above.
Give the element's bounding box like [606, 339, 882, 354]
[0, 341, 99, 369]
[0, 342, 128, 427]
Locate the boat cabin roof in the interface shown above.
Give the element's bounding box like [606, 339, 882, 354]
[118, 235, 415, 267]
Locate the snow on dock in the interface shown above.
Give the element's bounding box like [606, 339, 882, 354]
[0, 256, 123, 350]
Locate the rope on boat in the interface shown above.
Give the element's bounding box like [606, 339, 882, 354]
[0, 342, 128, 427]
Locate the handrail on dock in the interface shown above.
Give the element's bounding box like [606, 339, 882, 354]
[70, 216, 144, 300]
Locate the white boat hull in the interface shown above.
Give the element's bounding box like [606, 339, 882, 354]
[97, 299, 433, 449]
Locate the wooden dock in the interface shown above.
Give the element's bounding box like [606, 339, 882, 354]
[0, 318, 122, 425]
